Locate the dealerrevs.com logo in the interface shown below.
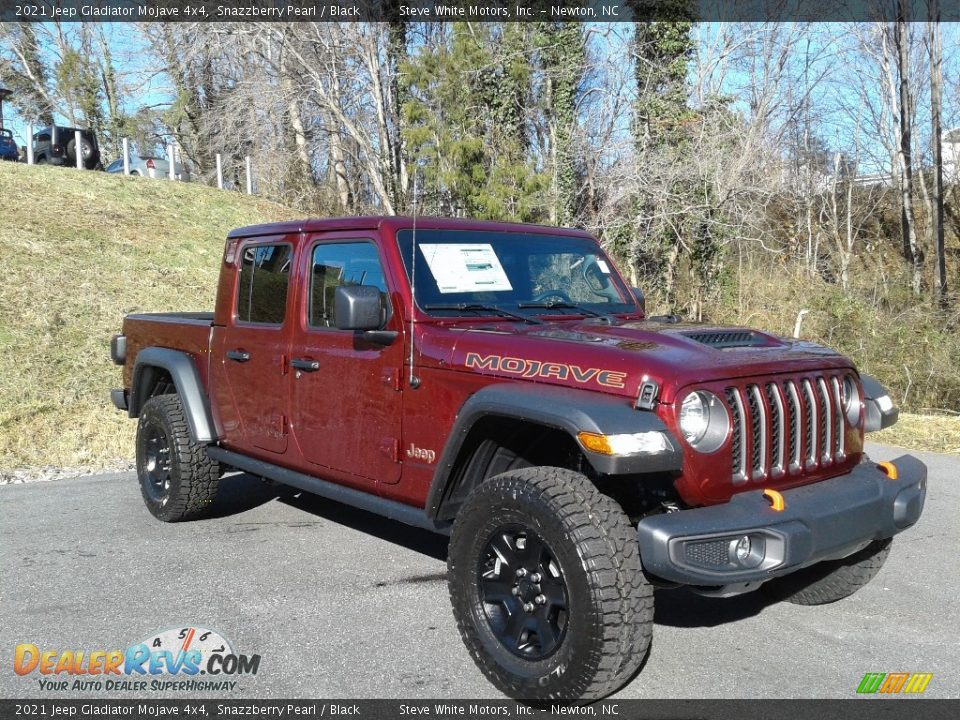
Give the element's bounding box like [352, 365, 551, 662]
[14, 626, 261, 692]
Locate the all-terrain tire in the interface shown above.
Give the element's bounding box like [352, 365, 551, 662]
[447, 467, 653, 701]
[135, 394, 220, 522]
[762, 538, 892, 606]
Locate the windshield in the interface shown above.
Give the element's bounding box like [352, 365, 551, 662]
[397, 229, 635, 317]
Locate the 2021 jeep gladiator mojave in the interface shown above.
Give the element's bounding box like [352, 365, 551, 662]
[111, 217, 926, 700]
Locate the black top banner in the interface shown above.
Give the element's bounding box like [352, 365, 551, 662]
[0, 0, 958, 23]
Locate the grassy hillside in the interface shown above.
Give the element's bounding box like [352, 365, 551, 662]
[0, 162, 297, 470]
[0, 161, 955, 472]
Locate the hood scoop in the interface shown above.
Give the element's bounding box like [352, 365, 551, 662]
[680, 329, 767, 349]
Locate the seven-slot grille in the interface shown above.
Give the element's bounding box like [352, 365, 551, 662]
[723, 375, 847, 484]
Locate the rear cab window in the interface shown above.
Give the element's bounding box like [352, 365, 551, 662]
[236, 243, 294, 325]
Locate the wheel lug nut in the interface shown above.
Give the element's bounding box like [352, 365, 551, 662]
[523, 603, 534, 612]
[530, 573, 541, 583]
[516, 568, 527, 577]
[535, 594, 546, 605]
[511, 587, 519, 596]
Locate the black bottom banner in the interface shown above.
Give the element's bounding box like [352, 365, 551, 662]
[1, 699, 957, 720]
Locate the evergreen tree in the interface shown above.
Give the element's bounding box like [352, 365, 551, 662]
[402, 23, 545, 221]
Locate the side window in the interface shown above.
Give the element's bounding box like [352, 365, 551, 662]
[236, 243, 293, 324]
[34, 132, 50, 145]
[309, 242, 388, 328]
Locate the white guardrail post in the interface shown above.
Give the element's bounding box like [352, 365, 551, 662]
[245, 155, 253, 194]
[216, 153, 224, 190]
[26, 122, 34, 165]
[167, 143, 175, 180]
[123, 137, 130, 175]
[75, 129, 82, 169]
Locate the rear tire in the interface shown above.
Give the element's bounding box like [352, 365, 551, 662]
[136, 394, 220, 522]
[447, 467, 653, 701]
[66, 137, 94, 168]
[762, 538, 892, 605]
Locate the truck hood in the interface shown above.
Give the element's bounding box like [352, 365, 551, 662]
[429, 318, 854, 403]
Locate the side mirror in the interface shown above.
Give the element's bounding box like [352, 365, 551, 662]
[631, 287, 646, 315]
[334, 285, 382, 331]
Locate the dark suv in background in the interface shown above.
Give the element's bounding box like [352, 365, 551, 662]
[31, 125, 101, 169]
[0, 128, 19, 161]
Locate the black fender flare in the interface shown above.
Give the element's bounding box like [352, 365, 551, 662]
[425, 383, 682, 520]
[129, 347, 216, 443]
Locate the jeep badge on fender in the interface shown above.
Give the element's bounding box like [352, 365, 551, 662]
[111, 216, 925, 701]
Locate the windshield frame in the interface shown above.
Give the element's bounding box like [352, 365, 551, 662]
[396, 228, 638, 321]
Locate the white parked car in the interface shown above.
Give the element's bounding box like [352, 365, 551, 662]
[105, 154, 190, 182]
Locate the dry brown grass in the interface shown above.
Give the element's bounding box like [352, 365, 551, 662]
[0, 162, 296, 470]
[874, 413, 960, 454]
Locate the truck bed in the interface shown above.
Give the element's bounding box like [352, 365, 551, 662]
[120, 312, 215, 389]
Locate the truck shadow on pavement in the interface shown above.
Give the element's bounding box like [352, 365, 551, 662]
[209, 472, 775, 625]
[205, 472, 289, 519]
[652, 587, 772, 628]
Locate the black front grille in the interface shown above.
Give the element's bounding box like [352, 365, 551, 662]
[725, 387, 743, 480]
[724, 374, 848, 484]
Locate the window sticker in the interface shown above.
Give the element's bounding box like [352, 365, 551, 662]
[420, 243, 513, 294]
[596, 259, 611, 274]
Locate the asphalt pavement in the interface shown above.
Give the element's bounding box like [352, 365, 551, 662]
[0, 443, 955, 700]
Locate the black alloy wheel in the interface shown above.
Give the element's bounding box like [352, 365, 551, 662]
[478, 524, 568, 660]
[141, 423, 172, 502]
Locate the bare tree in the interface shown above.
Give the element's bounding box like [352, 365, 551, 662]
[893, 7, 923, 294]
[928, 6, 948, 304]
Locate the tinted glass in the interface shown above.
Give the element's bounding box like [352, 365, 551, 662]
[397, 229, 632, 315]
[309, 242, 388, 328]
[236, 244, 293, 324]
[106, 159, 122, 172]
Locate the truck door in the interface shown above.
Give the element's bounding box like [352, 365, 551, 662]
[288, 236, 403, 483]
[212, 238, 294, 455]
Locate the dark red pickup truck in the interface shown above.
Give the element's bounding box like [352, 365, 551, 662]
[111, 216, 925, 700]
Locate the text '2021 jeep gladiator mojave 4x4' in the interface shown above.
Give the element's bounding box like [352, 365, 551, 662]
[111, 216, 925, 701]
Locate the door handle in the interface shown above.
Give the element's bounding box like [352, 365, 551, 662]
[291, 358, 320, 372]
[226, 350, 250, 363]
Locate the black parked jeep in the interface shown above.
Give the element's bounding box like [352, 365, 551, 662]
[31, 125, 101, 169]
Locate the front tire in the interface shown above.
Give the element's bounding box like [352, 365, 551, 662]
[447, 467, 653, 701]
[136, 394, 220, 522]
[762, 538, 892, 605]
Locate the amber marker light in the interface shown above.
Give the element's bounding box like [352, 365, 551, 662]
[576, 431, 671, 456]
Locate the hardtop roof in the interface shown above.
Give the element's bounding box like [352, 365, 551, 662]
[226, 216, 594, 240]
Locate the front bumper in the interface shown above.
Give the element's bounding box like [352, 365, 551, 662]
[637, 455, 926, 586]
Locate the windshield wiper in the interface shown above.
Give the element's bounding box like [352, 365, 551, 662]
[517, 301, 607, 318]
[423, 303, 542, 325]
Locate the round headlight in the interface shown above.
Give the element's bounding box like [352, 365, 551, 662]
[843, 376, 862, 426]
[679, 392, 709, 444]
[678, 391, 728, 453]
